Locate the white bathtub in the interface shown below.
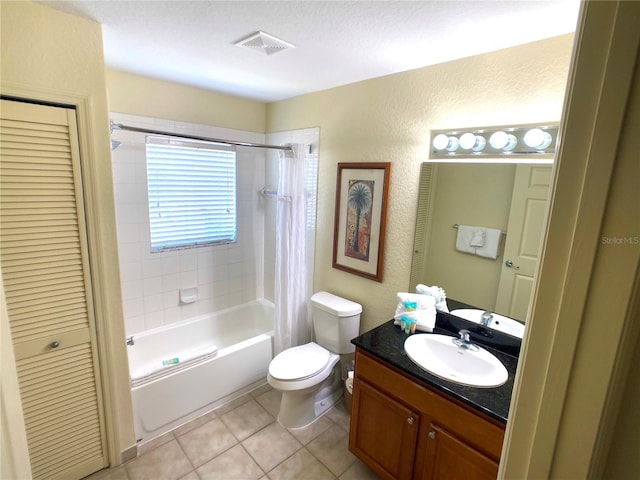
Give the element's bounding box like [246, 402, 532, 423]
[127, 300, 274, 443]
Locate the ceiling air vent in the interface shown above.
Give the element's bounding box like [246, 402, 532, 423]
[234, 31, 295, 56]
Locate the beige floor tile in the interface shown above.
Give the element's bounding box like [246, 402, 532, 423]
[213, 393, 252, 415]
[249, 382, 272, 398]
[242, 422, 302, 472]
[288, 415, 333, 445]
[172, 408, 218, 438]
[325, 402, 351, 432]
[178, 472, 199, 480]
[220, 399, 274, 440]
[177, 417, 238, 467]
[137, 430, 175, 456]
[83, 465, 128, 480]
[126, 440, 193, 480]
[338, 458, 382, 480]
[267, 449, 335, 480]
[196, 444, 264, 480]
[306, 423, 356, 477]
[254, 387, 282, 418]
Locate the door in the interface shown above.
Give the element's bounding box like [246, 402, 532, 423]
[424, 424, 498, 480]
[0, 99, 107, 479]
[349, 378, 420, 480]
[494, 165, 552, 321]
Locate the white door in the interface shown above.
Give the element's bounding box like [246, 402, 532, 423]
[494, 165, 552, 321]
[0, 99, 107, 479]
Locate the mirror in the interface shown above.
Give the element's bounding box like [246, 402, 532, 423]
[409, 162, 552, 325]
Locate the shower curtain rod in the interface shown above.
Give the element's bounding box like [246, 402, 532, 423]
[110, 121, 293, 152]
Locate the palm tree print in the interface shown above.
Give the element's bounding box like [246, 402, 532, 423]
[345, 180, 374, 259]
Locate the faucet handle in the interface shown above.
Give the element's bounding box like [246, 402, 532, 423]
[458, 329, 471, 342]
[453, 329, 479, 351]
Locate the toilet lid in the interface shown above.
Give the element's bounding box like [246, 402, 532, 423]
[269, 342, 330, 381]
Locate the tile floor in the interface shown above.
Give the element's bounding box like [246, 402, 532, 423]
[85, 384, 381, 480]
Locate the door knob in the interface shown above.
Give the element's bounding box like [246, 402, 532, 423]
[505, 260, 520, 269]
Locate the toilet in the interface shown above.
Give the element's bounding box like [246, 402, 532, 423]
[267, 291, 362, 429]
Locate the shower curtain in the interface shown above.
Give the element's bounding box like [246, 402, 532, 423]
[274, 143, 314, 355]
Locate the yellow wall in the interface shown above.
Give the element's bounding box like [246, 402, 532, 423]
[1, 0, 135, 466]
[106, 70, 266, 132]
[266, 34, 574, 333]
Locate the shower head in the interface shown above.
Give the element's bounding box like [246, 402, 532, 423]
[111, 139, 122, 150]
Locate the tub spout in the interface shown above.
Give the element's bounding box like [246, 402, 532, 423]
[126, 336, 134, 346]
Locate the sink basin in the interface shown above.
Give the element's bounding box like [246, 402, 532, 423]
[450, 309, 525, 339]
[404, 334, 508, 388]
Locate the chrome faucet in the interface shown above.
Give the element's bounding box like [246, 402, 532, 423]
[481, 311, 494, 327]
[452, 329, 479, 351]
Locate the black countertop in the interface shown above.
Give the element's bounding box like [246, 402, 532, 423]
[351, 313, 520, 424]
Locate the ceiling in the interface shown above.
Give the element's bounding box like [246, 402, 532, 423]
[38, 0, 581, 103]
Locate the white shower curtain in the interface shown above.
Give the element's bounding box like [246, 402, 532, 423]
[274, 143, 314, 355]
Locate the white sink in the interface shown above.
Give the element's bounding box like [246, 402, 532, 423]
[450, 309, 525, 339]
[404, 334, 508, 388]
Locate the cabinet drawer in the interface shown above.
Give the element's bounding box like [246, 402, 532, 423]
[355, 349, 505, 461]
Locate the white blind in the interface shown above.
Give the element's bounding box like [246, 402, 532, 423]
[146, 136, 237, 252]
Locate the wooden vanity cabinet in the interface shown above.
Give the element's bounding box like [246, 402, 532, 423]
[349, 349, 505, 480]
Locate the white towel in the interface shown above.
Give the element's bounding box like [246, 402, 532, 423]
[455, 225, 478, 254]
[415, 284, 449, 312]
[393, 292, 436, 332]
[470, 228, 486, 247]
[130, 345, 218, 386]
[475, 228, 502, 259]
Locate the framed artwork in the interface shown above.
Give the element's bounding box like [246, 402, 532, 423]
[333, 162, 391, 282]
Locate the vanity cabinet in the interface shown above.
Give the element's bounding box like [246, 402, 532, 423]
[349, 349, 504, 480]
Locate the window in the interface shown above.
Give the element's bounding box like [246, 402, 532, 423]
[146, 136, 237, 252]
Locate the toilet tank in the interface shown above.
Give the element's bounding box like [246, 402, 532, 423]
[311, 292, 362, 354]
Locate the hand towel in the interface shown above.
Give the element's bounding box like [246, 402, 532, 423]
[470, 228, 486, 247]
[455, 225, 478, 253]
[475, 228, 502, 259]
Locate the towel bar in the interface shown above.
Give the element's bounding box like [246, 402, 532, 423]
[453, 224, 506, 235]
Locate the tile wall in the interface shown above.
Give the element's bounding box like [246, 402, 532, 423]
[110, 113, 267, 335]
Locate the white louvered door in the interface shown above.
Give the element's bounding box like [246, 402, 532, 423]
[0, 99, 107, 479]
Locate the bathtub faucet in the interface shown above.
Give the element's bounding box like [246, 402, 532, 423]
[126, 336, 134, 346]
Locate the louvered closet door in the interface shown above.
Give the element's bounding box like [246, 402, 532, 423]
[0, 99, 107, 480]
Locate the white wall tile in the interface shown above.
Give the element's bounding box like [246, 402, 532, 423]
[113, 113, 268, 335]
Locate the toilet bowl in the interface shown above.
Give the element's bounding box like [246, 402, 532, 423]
[268, 342, 342, 428]
[267, 292, 362, 429]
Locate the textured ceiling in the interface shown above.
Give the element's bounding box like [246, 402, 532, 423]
[38, 0, 581, 102]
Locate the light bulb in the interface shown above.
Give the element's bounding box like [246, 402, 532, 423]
[445, 136, 459, 152]
[489, 131, 517, 151]
[459, 133, 486, 152]
[524, 128, 552, 150]
[432, 134, 449, 151]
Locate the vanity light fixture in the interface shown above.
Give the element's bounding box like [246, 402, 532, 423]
[430, 123, 559, 163]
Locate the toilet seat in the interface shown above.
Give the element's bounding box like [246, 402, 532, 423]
[269, 342, 331, 381]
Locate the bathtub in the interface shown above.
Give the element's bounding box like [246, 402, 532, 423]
[127, 300, 274, 444]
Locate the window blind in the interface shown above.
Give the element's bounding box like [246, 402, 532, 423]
[146, 136, 237, 252]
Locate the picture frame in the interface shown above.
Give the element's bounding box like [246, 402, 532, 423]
[333, 162, 391, 282]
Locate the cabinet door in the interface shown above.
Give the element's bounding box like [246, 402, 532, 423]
[349, 378, 419, 480]
[424, 424, 498, 480]
[0, 99, 107, 480]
